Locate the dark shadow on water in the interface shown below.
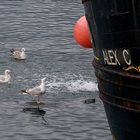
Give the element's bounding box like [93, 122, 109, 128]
[23, 102, 47, 124]
[23, 107, 46, 116]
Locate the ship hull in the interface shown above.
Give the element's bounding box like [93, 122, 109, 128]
[93, 60, 140, 140]
[82, 0, 140, 139]
[103, 97, 140, 140]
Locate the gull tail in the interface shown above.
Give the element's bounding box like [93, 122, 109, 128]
[21, 89, 28, 95]
[10, 48, 15, 53]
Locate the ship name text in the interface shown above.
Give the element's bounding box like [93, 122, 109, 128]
[102, 49, 131, 66]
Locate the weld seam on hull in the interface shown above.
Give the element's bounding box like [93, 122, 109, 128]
[98, 84, 140, 105]
[95, 72, 140, 89]
[99, 93, 140, 113]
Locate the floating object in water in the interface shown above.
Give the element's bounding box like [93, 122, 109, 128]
[0, 69, 11, 83]
[83, 98, 95, 104]
[73, 16, 92, 48]
[21, 78, 46, 104]
[11, 48, 26, 60]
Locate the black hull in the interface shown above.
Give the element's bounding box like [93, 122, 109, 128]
[103, 97, 140, 140]
[81, 0, 140, 139]
[94, 60, 140, 140]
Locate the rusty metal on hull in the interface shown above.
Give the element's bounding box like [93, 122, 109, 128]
[100, 90, 140, 112]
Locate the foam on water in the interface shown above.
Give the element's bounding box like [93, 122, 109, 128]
[66, 80, 98, 92]
[46, 73, 98, 93]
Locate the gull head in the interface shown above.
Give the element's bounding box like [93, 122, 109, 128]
[5, 69, 11, 75]
[41, 78, 46, 83]
[21, 48, 26, 52]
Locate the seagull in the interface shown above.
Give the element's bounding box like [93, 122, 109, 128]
[0, 69, 11, 83]
[11, 48, 26, 60]
[21, 78, 46, 104]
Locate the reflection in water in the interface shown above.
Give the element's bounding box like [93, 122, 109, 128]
[23, 107, 46, 116]
[23, 102, 47, 124]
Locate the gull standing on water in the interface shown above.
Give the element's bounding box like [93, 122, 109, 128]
[0, 69, 11, 83]
[11, 48, 26, 60]
[21, 78, 46, 104]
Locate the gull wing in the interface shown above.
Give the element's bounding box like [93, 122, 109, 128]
[13, 51, 21, 59]
[0, 75, 5, 82]
[26, 86, 42, 96]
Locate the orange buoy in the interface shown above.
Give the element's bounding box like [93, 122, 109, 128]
[73, 16, 92, 48]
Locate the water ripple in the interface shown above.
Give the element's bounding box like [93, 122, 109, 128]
[0, 1, 111, 140]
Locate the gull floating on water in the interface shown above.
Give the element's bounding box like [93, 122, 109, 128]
[21, 78, 46, 104]
[11, 48, 26, 60]
[0, 69, 11, 83]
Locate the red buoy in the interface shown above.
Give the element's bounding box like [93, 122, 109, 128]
[73, 16, 92, 48]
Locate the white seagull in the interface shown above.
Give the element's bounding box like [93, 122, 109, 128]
[0, 69, 11, 83]
[11, 48, 26, 60]
[21, 78, 46, 104]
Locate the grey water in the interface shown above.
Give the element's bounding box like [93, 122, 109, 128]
[0, 1, 111, 140]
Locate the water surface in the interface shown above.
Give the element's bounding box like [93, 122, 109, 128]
[0, 1, 111, 140]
